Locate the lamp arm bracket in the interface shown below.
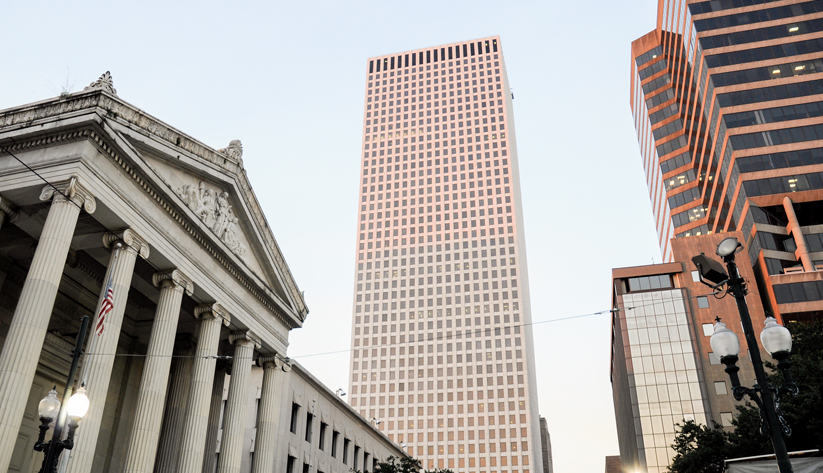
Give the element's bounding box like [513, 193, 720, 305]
[732, 385, 761, 404]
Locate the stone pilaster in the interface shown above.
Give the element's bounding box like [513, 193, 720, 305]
[65, 228, 150, 473]
[216, 331, 261, 473]
[154, 339, 195, 473]
[0, 178, 95, 472]
[176, 304, 230, 473]
[251, 355, 288, 473]
[201, 361, 228, 473]
[122, 270, 194, 473]
[0, 195, 18, 232]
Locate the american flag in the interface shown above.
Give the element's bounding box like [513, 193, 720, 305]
[95, 276, 114, 336]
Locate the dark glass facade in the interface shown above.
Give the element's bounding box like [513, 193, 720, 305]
[630, 0, 823, 327]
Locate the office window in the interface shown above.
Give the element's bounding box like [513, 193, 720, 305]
[343, 438, 351, 464]
[709, 352, 721, 365]
[287, 456, 297, 473]
[702, 323, 714, 336]
[697, 296, 710, 308]
[305, 412, 313, 443]
[354, 446, 361, 470]
[332, 431, 339, 457]
[691, 270, 700, 282]
[290, 403, 300, 434]
[714, 381, 728, 395]
[303, 463, 310, 473]
[720, 412, 734, 427]
[319, 422, 327, 450]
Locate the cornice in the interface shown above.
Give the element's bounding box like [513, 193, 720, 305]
[0, 126, 299, 332]
[0, 91, 306, 319]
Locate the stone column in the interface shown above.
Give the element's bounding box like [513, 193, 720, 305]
[783, 196, 814, 272]
[176, 304, 231, 473]
[154, 339, 195, 473]
[122, 270, 194, 473]
[201, 362, 228, 473]
[0, 178, 95, 472]
[216, 332, 260, 473]
[65, 229, 150, 473]
[0, 195, 18, 232]
[251, 355, 287, 473]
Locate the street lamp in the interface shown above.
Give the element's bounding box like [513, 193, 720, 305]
[693, 237, 798, 473]
[33, 316, 91, 473]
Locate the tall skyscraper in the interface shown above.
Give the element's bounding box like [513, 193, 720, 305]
[630, 0, 823, 324]
[348, 36, 545, 472]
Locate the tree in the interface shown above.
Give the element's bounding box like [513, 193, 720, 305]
[350, 455, 454, 473]
[667, 420, 729, 473]
[667, 320, 823, 472]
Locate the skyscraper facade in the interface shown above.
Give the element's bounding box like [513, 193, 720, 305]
[630, 0, 823, 324]
[348, 36, 545, 472]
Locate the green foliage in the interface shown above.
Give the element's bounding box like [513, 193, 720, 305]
[770, 319, 823, 451]
[667, 420, 729, 473]
[667, 320, 823, 472]
[349, 455, 453, 473]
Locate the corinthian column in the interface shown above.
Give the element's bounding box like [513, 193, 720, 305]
[201, 362, 228, 473]
[251, 355, 287, 473]
[0, 178, 95, 472]
[0, 195, 18, 232]
[176, 304, 231, 473]
[154, 339, 195, 473]
[216, 331, 261, 473]
[122, 270, 194, 473]
[66, 228, 150, 473]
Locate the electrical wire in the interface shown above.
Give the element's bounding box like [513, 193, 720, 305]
[3, 135, 765, 364]
[0, 137, 84, 212]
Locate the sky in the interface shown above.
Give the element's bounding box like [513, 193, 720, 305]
[2, 1, 663, 471]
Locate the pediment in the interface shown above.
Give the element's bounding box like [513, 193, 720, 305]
[132, 143, 291, 304]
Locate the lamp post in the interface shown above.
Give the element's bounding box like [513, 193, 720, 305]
[692, 238, 798, 473]
[33, 316, 91, 473]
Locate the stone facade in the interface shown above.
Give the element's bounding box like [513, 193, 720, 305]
[207, 361, 406, 473]
[0, 77, 400, 473]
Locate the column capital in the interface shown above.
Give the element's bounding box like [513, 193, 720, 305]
[257, 354, 290, 371]
[39, 176, 96, 213]
[0, 195, 18, 223]
[103, 229, 150, 259]
[229, 331, 261, 349]
[153, 269, 194, 295]
[194, 303, 231, 326]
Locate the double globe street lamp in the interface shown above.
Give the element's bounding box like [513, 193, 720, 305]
[33, 316, 91, 473]
[692, 237, 798, 473]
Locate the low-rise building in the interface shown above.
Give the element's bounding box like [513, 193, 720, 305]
[610, 232, 769, 472]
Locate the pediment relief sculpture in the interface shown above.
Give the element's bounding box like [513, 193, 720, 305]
[176, 181, 246, 257]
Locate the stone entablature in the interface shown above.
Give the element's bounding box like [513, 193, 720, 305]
[0, 89, 306, 321]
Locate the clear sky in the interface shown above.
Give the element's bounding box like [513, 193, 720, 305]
[2, 1, 663, 471]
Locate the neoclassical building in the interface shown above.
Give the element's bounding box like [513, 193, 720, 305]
[0, 73, 403, 473]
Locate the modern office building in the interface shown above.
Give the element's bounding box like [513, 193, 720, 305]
[610, 232, 769, 473]
[630, 0, 823, 325]
[348, 36, 545, 472]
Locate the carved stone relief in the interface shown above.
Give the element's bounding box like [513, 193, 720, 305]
[176, 181, 246, 257]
